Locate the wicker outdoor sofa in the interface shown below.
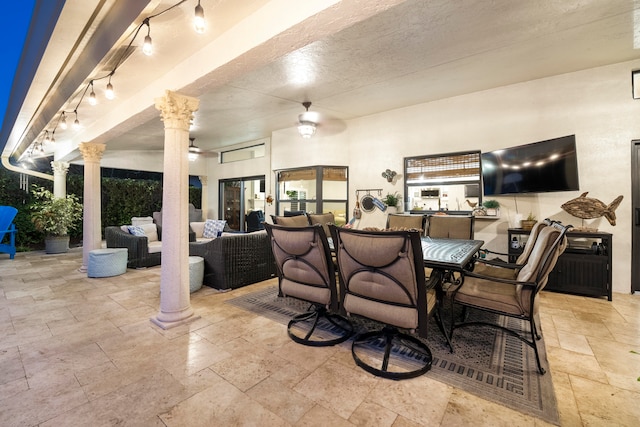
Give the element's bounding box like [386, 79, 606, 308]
[188, 230, 277, 290]
[104, 225, 196, 269]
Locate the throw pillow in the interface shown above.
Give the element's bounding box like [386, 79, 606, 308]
[140, 223, 159, 242]
[203, 219, 227, 238]
[127, 225, 146, 236]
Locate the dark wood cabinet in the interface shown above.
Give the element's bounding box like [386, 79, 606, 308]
[507, 228, 612, 301]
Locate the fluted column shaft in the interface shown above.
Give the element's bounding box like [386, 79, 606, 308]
[151, 90, 200, 329]
[51, 161, 69, 199]
[78, 143, 105, 272]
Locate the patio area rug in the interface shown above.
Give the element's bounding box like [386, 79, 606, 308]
[227, 286, 559, 425]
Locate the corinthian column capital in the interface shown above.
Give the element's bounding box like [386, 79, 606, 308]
[155, 90, 200, 131]
[78, 142, 106, 163]
[51, 161, 70, 175]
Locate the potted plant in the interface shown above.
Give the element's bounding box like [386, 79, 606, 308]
[521, 212, 537, 231]
[30, 186, 83, 254]
[482, 199, 500, 216]
[382, 192, 401, 213]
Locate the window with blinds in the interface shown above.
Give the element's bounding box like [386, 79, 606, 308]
[405, 151, 480, 183]
[403, 151, 481, 212]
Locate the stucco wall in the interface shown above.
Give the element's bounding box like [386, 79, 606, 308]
[266, 59, 640, 294]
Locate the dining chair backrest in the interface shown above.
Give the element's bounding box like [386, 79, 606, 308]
[330, 225, 432, 337]
[426, 214, 474, 239]
[270, 214, 310, 227]
[514, 221, 547, 265]
[386, 213, 425, 232]
[516, 221, 570, 303]
[307, 212, 335, 238]
[265, 223, 338, 311]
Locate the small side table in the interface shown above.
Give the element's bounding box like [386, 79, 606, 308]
[189, 256, 204, 293]
[88, 248, 128, 278]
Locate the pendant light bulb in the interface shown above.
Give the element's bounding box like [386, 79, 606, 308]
[143, 34, 153, 56]
[88, 82, 97, 105]
[73, 111, 80, 130]
[60, 112, 67, 130]
[142, 19, 153, 56]
[194, 1, 205, 34]
[105, 81, 115, 100]
[44, 131, 50, 143]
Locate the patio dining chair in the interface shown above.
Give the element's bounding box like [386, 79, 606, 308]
[449, 220, 571, 374]
[330, 225, 436, 380]
[264, 223, 353, 346]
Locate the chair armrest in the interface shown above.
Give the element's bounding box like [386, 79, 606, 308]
[105, 226, 149, 267]
[462, 269, 536, 288]
[474, 257, 524, 270]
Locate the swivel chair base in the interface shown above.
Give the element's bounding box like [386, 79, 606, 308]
[352, 326, 432, 380]
[287, 305, 353, 347]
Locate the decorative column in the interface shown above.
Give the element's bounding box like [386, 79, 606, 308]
[78, 143, 105, 272]
[51, 161, 69, 199]
[152, 90, 200, 329]
[199, 175, 208, 220]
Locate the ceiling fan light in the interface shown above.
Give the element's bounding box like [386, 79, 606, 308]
[297, 121, 316, 139]
[188, 151, 199, 162]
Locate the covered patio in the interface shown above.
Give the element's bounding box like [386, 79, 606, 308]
[1, 248, 639, 425]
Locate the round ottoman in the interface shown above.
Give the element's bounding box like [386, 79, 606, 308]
[189, 256, 204, 293]
[88, 248, 128, 278]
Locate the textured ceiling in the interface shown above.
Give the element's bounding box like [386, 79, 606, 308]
[10, 0, 640, 162]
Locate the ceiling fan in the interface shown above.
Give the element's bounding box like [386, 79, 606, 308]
[188, 137, 202, 161]
[296, 101, 346, 138]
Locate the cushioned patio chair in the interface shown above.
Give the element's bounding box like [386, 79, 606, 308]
[270, 214, 309, 227]
[426, 214, 474, 239]
[246, 210, 265, 232]
[386, 213, 425, 233]
[0, 206, 18, 260]
[265, 223, 353, 346]
[330, 225, 436, 379]
[474, 220, 549, 278]
[449, 220, 571, 374]
[307, 212, 335, 238]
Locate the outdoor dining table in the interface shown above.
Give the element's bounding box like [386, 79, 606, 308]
[421, 236, 485, 348]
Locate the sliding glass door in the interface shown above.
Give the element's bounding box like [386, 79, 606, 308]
[219, 176, 265, 231]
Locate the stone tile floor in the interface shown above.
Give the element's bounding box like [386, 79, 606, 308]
[1, 248, 639, 426]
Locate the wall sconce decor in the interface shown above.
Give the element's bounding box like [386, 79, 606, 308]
[382, 169, 397, 182]
[633, 70, 640, 99]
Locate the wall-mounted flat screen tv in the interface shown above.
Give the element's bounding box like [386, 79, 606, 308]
[481, 135, 580, 196]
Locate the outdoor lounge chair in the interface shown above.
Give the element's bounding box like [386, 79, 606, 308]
[0, 206, 18, 259]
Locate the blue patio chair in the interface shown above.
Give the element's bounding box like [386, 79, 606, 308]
[0, 206, 18, 259]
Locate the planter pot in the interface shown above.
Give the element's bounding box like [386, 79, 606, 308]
[45, 235, 70, 254]
[521, 220, 536, 231]
[386, 206, 398, 214]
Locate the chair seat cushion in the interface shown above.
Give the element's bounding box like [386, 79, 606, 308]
[148, 241, 163, 253]
[344, 293, 415, 330]
[281, 279, 331, 306]
[452, 277, 526, 316]
[472, 263, 518, 280]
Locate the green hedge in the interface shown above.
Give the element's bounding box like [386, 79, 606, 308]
[1, 167, 202, 250]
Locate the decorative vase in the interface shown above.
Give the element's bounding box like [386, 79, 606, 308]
[45, 235, 70, 254]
